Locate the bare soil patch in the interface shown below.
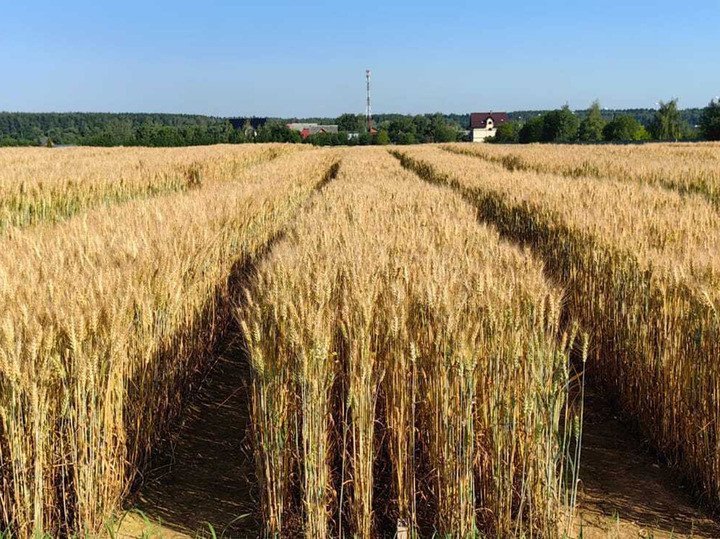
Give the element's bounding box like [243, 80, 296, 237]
[574, 389, 720, 538]
[117, 344, 258, 538]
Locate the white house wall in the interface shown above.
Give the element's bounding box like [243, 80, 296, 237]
[472, 128, 497, 142]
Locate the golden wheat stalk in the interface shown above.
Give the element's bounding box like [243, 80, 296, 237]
[240, 147, 577, 537]
[0, 147, 337, 537]
[398, 144, 720, 512]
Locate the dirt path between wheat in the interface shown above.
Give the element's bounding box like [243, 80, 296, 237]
[116, 341, 259, 539]
[573, 389, 720, 538]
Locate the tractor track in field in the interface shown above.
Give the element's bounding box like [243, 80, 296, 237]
[116, 160, 342, 538]
[573, 388, 720, 538]
[117, 338, 259, 538]
[116, 231, 280, 538]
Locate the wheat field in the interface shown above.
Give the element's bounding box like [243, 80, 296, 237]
[238, 148, 581, 537]
[0, 145, 337, 536]
[395, 145, 720, 511]
[442, 141, 720, 207]
[0, 144, 296, 231]
[1, 142, 719, 537]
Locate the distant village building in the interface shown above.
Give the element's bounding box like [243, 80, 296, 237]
[287, 123, 339, 139]
[470, 112, 508, 142]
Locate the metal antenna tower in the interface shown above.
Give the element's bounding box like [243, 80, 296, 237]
[365, 69, 372, 132]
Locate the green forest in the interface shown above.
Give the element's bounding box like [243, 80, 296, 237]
[491, 99, 720, 144]
[0, 112, 237, 146]
[0, 102, 718, 147]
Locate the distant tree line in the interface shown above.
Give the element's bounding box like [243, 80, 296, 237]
[0, 111, 462, 147]
[2, 102, 719, 147]
[506, 108, 704, 128]
[0, 112, 240, 146]
[249, 113, 462, 147]
[491, 98, 720, 144]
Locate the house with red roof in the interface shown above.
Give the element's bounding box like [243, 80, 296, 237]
[287, 123, 339, 139]
[470, 112, 508, 142]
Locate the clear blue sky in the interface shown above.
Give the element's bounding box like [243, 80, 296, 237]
[1, 0, 718, 117]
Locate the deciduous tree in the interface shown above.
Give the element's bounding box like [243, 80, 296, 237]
[375, 129, 391, 145]
[336, 113, 366, 133]
[602, 115, 649, 142]
[700, 98, 720, 140]
[578, 101, 606, 142]
[541, 105, 579, 142]
[518, 116, 545, 143]
[649, 99, 686, 141]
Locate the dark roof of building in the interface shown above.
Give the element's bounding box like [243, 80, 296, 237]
[470, 112, 508, 129]
[309, 125, 338, 135]
[287, 123, 338, 135]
